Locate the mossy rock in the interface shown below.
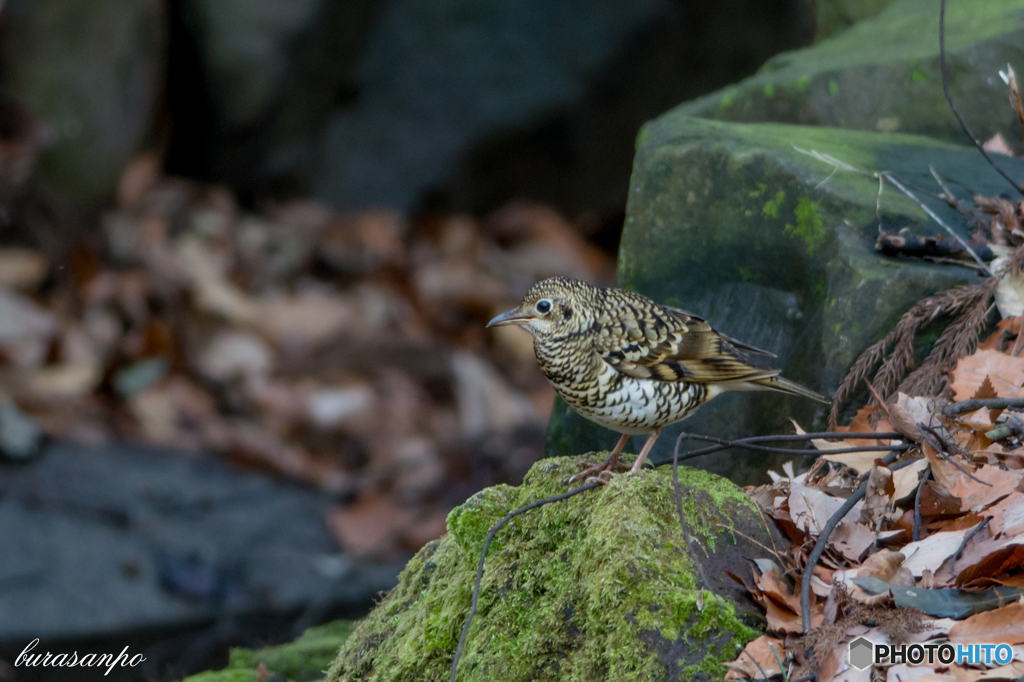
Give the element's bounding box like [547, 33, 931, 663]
[677, 0, 1024, 146]
[815, 0, 899, 40]
[182, 620, 356, 682]
[545, 117, 1024, 483]
[326, 454, 778, 682]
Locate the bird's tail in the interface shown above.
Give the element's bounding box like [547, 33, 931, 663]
[751, 375, 829, 404]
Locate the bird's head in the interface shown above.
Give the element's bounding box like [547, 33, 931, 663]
[487, 277, 596, 339]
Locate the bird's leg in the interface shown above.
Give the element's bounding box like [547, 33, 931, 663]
[629, 427, 663, 473]
[568, 434, 631, 483]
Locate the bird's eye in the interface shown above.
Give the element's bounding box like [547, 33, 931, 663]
[536, 299, 552, 314]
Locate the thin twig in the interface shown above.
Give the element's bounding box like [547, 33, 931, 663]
[946, 516, 991, 574]
[450, 481, 600, 682]
[799, 452, 903, 632]
[913, 466, 930, 542]
[800, 482, 868, 632]
[942, 397, 1024, 416]
[939, 0, 1024, 197]
[881, 172, 993, 275]
[659, 432, 909, 466]
[920, 425, 992, 487]
[672, 435, 720, 610]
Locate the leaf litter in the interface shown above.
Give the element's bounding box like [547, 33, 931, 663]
[728, 322, 1024, 681]
[0, 155, 615, 560]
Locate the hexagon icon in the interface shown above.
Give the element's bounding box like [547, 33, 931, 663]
[849, 637, 874, 670]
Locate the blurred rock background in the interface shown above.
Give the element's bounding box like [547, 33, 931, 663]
[0, 0, 840, 679]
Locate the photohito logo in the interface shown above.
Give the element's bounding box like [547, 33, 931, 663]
[848, 637, 1014, 670]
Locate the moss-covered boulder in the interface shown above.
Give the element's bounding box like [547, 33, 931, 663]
[545, 117, 1024, 482]
[182, 620, 356, 682]
[326, 455, 777, 682]
[815, 0, 899, 41]
[677, 0, 1024, 146]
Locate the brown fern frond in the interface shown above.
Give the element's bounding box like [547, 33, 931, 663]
[829, 280, 998, 428]
[898, 278, 997, 397]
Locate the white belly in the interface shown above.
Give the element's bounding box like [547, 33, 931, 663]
[561, 362, 705, 435]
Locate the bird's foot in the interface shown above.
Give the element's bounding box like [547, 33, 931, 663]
[584, 470, 621, 486]
[568, 459, 630, 484]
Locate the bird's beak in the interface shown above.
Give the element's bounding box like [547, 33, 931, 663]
[487, 308, 533, 328]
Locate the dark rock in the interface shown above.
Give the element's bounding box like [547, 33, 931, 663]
[0, 0, 166, 203]
[815, 0, 899, 40]
[0, 441, 402, 643]
[675, 0, 1024, 150]
[544, 117, 1024, 484]
[169, 0, 815, 213]
[0, 400, 43, 460]
[325, 455, 779, 681]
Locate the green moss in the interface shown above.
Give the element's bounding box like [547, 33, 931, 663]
[327, 456, 764, 682]
[828, 79, 840, 95]
[785, 197, 829, 255]
[720, 92, 735, 108]
[761, 190, 786, 218]
[748, 182, 767, 198]
[763, 83, 775, 99]
[181, 621, 356, 682]
[909, 67, 927, 82]
[737, 265, 754, 282]
[183, 672, 258, 682]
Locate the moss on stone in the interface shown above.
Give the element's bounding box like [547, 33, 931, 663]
[327, 455, 771, 682]
[181, 620, 356, 682]
[673, 0, 1024, 144]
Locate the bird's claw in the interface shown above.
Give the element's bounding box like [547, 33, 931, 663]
[568, 460, 629, 485]
[584, 471, 620, 486]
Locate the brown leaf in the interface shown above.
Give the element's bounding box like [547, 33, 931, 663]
[892, 458, 929, 502]
[900, 528, 974, 577]
[116, 151, 162, 209]
[951, 661, 1024, 682]
[326, 495, 416, 559]
[0, 249, 48, 290]
[789, 483, 861, 534]
[860, 465, 895, 526]
[724, 635, 784, 680]
[924, 441, 966, 492]
[955, 537, 1024, 586]
[950, 465, 1023, 512]
[987, 492, 1024, 537]
[950, 350, 1024, 400]
[754, 569, 822, 633]
[977, 318, 1020, 353]
[830, 522, 877, 563]
[949, 602, 1024, 645]
[919, 479, 964, 518]
[1008, 65, 1024, 146]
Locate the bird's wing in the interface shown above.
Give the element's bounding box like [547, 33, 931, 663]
[593, 303, 778, 384]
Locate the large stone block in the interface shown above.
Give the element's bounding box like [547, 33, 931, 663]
[544, 117, 1024, 483]
[676, 0, 1024, 148]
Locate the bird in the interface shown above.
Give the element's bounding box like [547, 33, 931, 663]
[487, 277, 828, 482]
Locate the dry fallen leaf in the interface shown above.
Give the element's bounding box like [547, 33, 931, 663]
[860, 465, 895, 527]
[949, 602, 1024, 645]
[900, 528, 973, 577]
[724, 635, 784, 680]
[950, 465, 1023, 512]
[950, 350, 1024, 401]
